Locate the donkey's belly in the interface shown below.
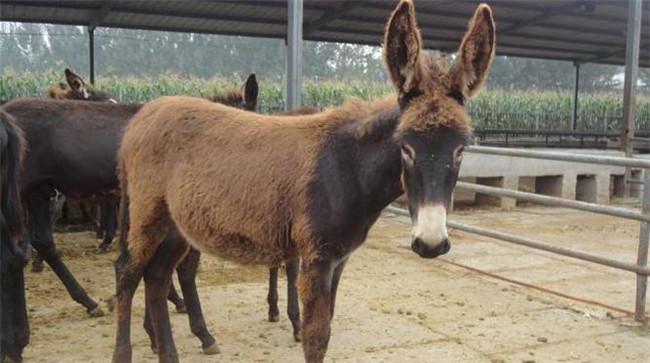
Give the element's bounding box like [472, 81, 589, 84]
[177, 227, 291, 267]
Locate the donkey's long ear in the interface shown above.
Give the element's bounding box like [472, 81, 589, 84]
[383, 0, 422, 97]
[451, 4, 496, 98]
[65, 68, 89, 99]
[242, 73, 258, 109]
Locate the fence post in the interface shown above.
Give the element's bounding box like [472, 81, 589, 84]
[635, 169, 650, 322]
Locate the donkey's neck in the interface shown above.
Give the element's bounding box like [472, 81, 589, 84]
[345, 104, 403, 214]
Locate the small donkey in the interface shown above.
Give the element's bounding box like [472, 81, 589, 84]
[113, 1, 495, 362]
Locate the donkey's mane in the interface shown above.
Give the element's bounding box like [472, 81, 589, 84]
[395, 53, 473, 136]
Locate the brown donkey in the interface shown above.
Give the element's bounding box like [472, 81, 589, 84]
[114, 2, 494, 361]
[48, 68, 117, 103]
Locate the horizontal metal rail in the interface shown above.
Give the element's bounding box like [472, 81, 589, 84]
[631, 137, 650, 142]
[466, 145, 650, 169]
[384, 205, 650, 276]
[456, 181, 650, 223]
[475, 129, 650, 138]
[447, 221, 650, 276]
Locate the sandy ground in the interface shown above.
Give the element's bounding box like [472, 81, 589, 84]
[19, 205, 650, 363]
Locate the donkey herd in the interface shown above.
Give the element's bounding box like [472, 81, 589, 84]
[0, 1, 496, 362]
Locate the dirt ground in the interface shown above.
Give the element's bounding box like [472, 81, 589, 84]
[19, 204, 650, 363]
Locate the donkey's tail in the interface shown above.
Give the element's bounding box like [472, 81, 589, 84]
[0, 109, 25, 242]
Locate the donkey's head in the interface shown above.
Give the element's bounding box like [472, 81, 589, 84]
[384, 1, 495, 258]
[51, 68, 116, 103]
[211, 74, 259, 111]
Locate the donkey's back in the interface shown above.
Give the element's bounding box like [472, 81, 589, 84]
[4, 98, 140, 196]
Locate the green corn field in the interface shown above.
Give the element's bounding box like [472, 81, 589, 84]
[1, 70, 649, 131]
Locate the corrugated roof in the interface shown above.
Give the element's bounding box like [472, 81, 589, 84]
[1, 0, 648, 67]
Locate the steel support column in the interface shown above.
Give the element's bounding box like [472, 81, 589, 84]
[88, 26, 95, 84]
[571, 62, 580, 130]
[635, 170, 650, 322]
[286, 0, 303, 111]
[621, 0, 642, 195]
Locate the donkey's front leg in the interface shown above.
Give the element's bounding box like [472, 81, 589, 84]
[300, 259, 335, 363]
[329, 258, 348, 320]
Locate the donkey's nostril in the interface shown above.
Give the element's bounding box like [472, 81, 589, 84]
[411, 237, 451, 259]
[440, 239, 451, 254]
[411, 238, 425, 255]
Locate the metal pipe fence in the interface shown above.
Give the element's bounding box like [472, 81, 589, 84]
[465, 145, 650, 169]
[456, 181, 649, 223]
[386, 146, 650, 323]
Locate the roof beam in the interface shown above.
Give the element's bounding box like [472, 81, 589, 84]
[304, 1, 361, 36]
[342, 3, 632, 40]
[0, 1, 288, 25]
[501, 1, 585, 34]
[500, 1, 650, 28]
[336, 13, 627, 49]
[89, 3, 112, 28]
[319, 25, 605, 57]
[581, 40, 650, 64]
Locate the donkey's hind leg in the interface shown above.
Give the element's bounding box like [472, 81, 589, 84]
[167, 280, 186, 313]
[112, 199, 170, 363]
[26, 189, 101, 315]
[31, 250, 44, 273]
[142, 281, 189, 354]
[97, 200, 118, 252]
[267, 267, 280, 322]
[144, 232, 190, 363]
[177, 246, 219, 354]
[286, 259, 301, 342]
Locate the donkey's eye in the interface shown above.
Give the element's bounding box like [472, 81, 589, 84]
[401, 144, 415, 167]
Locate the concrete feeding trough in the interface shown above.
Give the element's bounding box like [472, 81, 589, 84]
[452, 148, 649, 208]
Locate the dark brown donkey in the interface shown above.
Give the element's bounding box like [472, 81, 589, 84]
[113, 1, 495, 362]
[30, 68, 120, 274]
[0, 110, 28, 363]
[2, 98, 141, 317]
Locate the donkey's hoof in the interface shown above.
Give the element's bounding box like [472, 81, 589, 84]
[31, 263, 44, 273]
[202, 342, 220, 355]
[293, 333, 302, 342]
[268, 314, 280, 323]
[175, 304, 187, 314]
[96, 244, 111, 253]
[151, 346, 158, 354]
[88, 306, 105, 317]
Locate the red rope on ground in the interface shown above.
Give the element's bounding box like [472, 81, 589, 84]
[439, 258, 634, 317]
